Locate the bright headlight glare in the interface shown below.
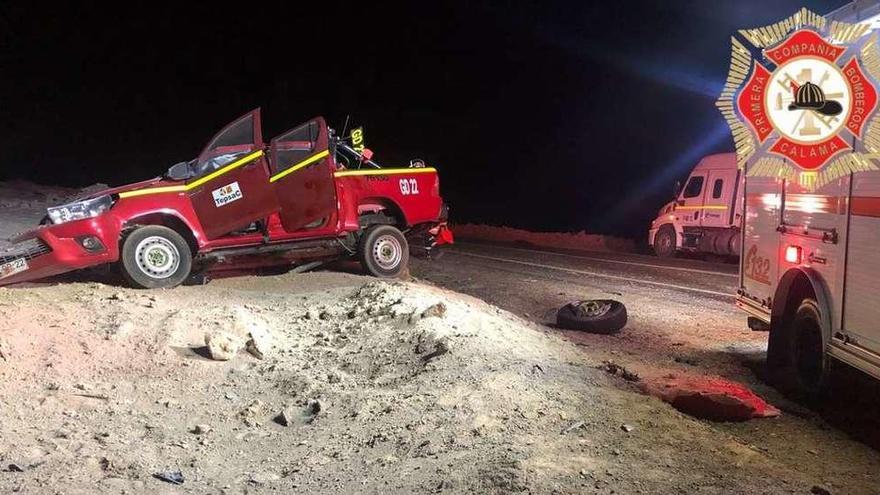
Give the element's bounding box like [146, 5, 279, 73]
[47, 195, 114, 225]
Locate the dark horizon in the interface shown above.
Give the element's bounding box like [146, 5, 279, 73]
[0, 0, 848, 241]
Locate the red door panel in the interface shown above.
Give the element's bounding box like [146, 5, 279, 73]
[188, 109, 278, 239]
[268, 117, 337, 233]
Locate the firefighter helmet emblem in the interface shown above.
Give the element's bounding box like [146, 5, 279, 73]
[788, 81, 843, 116]
[717, 8, 880, 189]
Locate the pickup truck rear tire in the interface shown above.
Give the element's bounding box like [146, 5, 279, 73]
[653, 226, 676, 258]
[359, 225, 409, 278]
[120, 225, 193, 289]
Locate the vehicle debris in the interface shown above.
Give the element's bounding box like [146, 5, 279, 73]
[153, 470, 185, 485]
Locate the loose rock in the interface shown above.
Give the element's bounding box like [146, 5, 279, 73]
[204, 331, 244, 361]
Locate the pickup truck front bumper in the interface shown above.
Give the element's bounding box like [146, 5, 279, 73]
[0, 215, 121, 286]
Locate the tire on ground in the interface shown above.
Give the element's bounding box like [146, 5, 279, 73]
[556, 300, 627, 334]
[120, 225, 193, 289]
[359, 224, 409, 278]
[653, 226, 676, 258]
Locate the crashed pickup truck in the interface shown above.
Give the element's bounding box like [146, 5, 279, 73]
[0, 109, 452, 288]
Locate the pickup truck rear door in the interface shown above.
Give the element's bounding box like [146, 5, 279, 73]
[267, 117, 337, 232]
[187, 109, 278, 239]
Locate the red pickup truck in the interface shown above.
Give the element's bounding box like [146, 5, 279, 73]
[0, 109, 452, 288]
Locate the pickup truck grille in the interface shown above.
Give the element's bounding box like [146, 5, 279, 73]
[0, 239, 52, 265]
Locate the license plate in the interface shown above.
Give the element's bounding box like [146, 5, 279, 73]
[0, 258, 28, 279]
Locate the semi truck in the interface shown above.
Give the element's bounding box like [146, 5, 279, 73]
[648, 153, 742, 258]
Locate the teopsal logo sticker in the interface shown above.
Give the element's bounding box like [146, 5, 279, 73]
[212, 182, 243, 207]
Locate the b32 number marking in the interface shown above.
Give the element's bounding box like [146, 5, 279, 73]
[399, 178, 419, 195]
[744, 244, 771, 285]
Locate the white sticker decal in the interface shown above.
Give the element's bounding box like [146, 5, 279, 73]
[399, 178, 419, 195]
[212, 181, 243, 207]
[0, 258, 28, 279]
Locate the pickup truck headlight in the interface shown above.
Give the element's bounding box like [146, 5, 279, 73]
[47, 195, 114, 225]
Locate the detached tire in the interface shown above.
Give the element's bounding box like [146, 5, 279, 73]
[120, 225, 193, 289]
[653, 226, 677, 258]
[557, 300, 627, 334]
[359, 224, 409, 278]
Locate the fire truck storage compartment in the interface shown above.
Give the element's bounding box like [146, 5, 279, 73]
[843, 171, 880, 356]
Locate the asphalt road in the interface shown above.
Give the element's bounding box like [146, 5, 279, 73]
[412, 241, 739, 326]
[410, 240, 880, 487]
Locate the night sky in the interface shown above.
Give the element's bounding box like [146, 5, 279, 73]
[0, 1, 849, 241]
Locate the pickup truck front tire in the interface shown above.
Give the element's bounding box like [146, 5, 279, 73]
[120, 225, 193, 289]
[359, 225, 409, 278]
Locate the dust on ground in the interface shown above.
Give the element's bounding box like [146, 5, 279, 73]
[0, 271, 836, 494]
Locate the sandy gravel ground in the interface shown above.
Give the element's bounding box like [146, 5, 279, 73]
[0, 273, 834, 494]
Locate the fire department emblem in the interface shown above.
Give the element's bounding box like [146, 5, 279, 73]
[718, 8, 880, 189]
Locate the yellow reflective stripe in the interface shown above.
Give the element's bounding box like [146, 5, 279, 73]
[119, 185, 186, 198]
[676, 205, 728, 210]
[334, 167, 437, 177]
[269, 149, 330, 183]
[186, 150, 264, 190]
[117, 150, 265, 198]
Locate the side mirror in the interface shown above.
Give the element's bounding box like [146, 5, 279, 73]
[167, 161, 193, 181]
[673, 180, 682, 198]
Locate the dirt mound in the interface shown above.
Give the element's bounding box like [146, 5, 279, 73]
[0, 275, 812, 493]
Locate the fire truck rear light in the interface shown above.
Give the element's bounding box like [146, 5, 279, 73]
[785, 245, 802, 264]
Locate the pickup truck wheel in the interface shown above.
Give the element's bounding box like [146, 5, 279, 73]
[653, 226, 676, 258]
[359, 225, 409, 278]
[120, 226, 193, 289]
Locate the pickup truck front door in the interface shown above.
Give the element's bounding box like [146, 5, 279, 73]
[188, 109, 278, 240]
[268, 117, 337, 233]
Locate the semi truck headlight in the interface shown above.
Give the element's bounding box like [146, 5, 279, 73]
[47, 195, 114, 225]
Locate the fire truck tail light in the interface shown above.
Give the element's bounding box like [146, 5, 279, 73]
[785, 245, 802, 264]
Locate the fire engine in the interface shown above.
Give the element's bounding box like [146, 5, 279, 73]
[0, 109, 452, 288]
[729, 1, 880, 396]
[648, 153, 743, 258]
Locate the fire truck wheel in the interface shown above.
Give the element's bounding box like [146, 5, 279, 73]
[556, 300, 627, 334]
[359, 225, 410, 278]
[787, 298, 831, 398]
[653, 226, 676, 258]
[120, 225, 193, 289]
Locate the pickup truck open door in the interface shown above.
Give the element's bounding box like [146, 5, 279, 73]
[187, 109, 278, 239]
[268, 117, 337, 232]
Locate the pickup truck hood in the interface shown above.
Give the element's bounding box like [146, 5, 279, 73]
[76, 177, 184, 201]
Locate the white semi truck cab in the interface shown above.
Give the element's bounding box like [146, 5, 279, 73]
[648, 153, 743, 258]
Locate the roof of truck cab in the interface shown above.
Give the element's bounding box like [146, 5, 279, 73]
[693, 153, 737, 171]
